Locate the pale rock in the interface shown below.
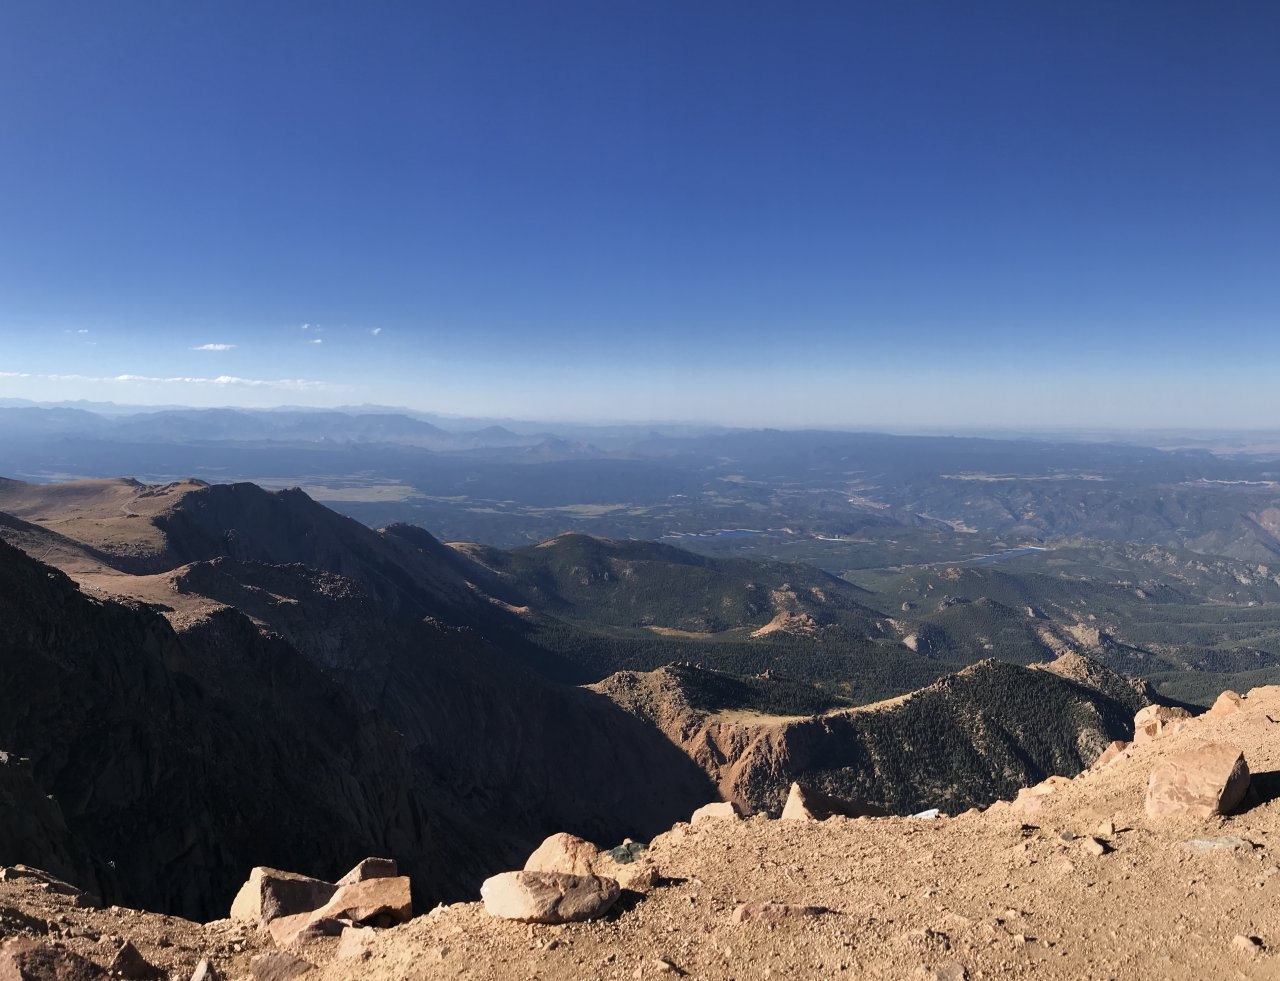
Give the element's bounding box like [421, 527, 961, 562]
[1091, 741, 1129, 770]
[1081, 837, 1107, 857]
[190, 961, 221, 981]
[336, 857, 397, 886]
[1011, 775, 1071, 815]
[1231, 934, 1263, 956]
[1207, 691, 1245, 718]
[781, 782, 887, 821]
[335, 926, 377, 960]
[596, 856, 660, 892]
[1184, 836, 1256, 854]
[1134, 704, 1192, 727]
[691, 801, 741, 823]
[1132, 705, 1193, 746]
[524, 832, 601, 876]
[249, 951, 314, 981]
[1133, 718, 1190, 746]
[480, 871, 620, 923]
[730, 902, 826, 924]
[230, 868, 337, 927]
[1145, 742, 1251, 819]
[1096, 819, 1116, 836]
[312, 876, 412, 925]
[266, 914, 345, 949]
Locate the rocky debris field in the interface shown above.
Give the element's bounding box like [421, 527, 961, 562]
[3, 685, 1279, 980]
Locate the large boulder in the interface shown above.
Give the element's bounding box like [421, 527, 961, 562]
[1206, 691, 1245, 718]
[480, 871, 620, 924]
[229, 868, 337, 927]
[523, 833, 657, 892]
[780, 782, 887, 821]
[266, 876, 413, 947]
[523, 833, 600, 876]
[1145, 742, 1251, 819]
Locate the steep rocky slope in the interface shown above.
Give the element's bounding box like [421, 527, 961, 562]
[594, 653, 1147, 815]
[1, 684, 1276, 980]
[0, 535, 714, 921]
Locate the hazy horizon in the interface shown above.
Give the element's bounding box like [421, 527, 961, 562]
[3, 3, 1277, 430]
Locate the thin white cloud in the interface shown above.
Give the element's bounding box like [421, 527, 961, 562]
[192, 343, 236, 351]
[0, 371, 330, 391]
[310, 338, 323, 345]
[369, 327, 383, 336]
[77, 329, 89, 334]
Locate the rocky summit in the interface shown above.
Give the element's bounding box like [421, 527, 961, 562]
[0, 683, 1276, 979]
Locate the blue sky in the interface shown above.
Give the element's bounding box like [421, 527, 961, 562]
[1, 1, 1277, 429]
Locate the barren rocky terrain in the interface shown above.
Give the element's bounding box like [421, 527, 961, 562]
[2, 683, 1277, 980]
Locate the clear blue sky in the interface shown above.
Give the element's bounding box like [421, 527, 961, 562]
[1, 1, 1277, 429]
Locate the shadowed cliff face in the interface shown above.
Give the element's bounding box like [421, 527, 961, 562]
[0, 538, 716, 920]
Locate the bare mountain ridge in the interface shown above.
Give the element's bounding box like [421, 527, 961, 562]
[0, 508, 717, 919]
[592, 653, 1146, 817]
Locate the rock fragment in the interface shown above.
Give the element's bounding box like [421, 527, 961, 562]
[730, 902, 827, 924]
[1184, 836, 1256, 854]
[1231, 934, 1263, 956]
[690, 801, 741, 823]
[107, 941, 165, 981]
[1207, 691, 1245, 718]
[335, 858, 397, 886]
[480, 871, 620, 924]
[780, 782, 887, 821]
[1132, 705, 1193, 745]
[1080, 837, 1107, 857]
[1145, 742, 1250, 819]
[189, 961, 221, 981]
[1010, 776, 1071, 815]
[1090, 741, 1128, 770]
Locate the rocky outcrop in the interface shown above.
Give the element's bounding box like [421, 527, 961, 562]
[595, 657, 1144, 817]
[0, 533, 716, 920]
[230, 869, 338, 927]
